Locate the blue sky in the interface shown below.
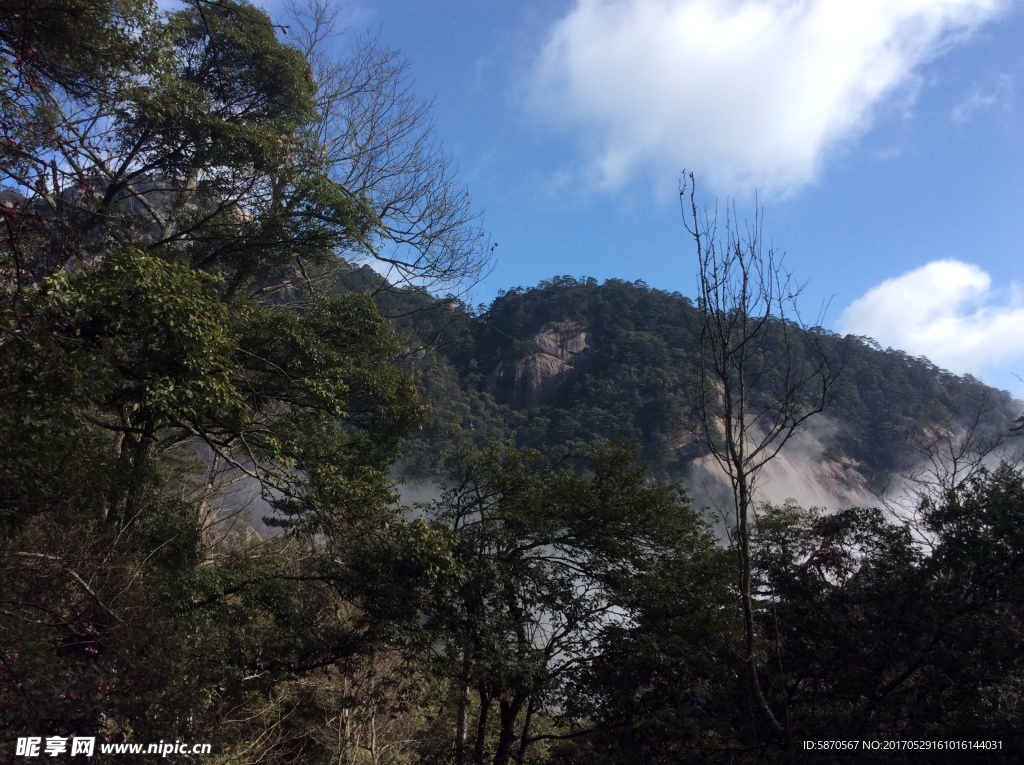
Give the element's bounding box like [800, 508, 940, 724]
[273, 0, 1024, 397]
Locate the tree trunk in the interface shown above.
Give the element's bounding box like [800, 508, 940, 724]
[514, 695, 535, 765]
[455, 657, 470, 765]
[736, 474, 786, 739]
[473, 687, 491, 765]
[492, 694, 526, 765]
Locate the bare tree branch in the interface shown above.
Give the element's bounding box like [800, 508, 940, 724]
[680, 171, 839, 742]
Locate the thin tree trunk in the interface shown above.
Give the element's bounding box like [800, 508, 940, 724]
[514, 695, 535, 765]
[455, 651, 471, 765]
[736, 475, 786, 740]
[473, 687, 491, 765]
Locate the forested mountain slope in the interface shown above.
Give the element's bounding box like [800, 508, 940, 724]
[381, 275, 1020, 501]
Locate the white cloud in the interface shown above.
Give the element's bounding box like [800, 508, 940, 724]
[950, 73, 1014, 122]
[527, 0, 1006, 195]
[837, 260, 1024, 379]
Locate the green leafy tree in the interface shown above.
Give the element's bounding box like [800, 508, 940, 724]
[557, 518, 737, 764]
[748, 466, 1024, 760]
[0, 0, 478, 755]
[416, 441, 714, 765]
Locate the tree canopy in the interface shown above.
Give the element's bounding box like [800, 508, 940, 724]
[0, 0, 457, 754]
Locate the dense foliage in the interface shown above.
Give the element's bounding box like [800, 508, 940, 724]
[1, 0, 437, 758]
[3, 3, 1024, 764]
[395, 276, 1017, 487]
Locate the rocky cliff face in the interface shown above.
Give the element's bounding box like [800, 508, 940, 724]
[686, 422, 877, 514]
[485, 321, 590, 407]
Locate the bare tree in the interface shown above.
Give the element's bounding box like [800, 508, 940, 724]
[680, 172, 839, 741]
[282, 0, 491, 298]
[879, 397, 1024, 544]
